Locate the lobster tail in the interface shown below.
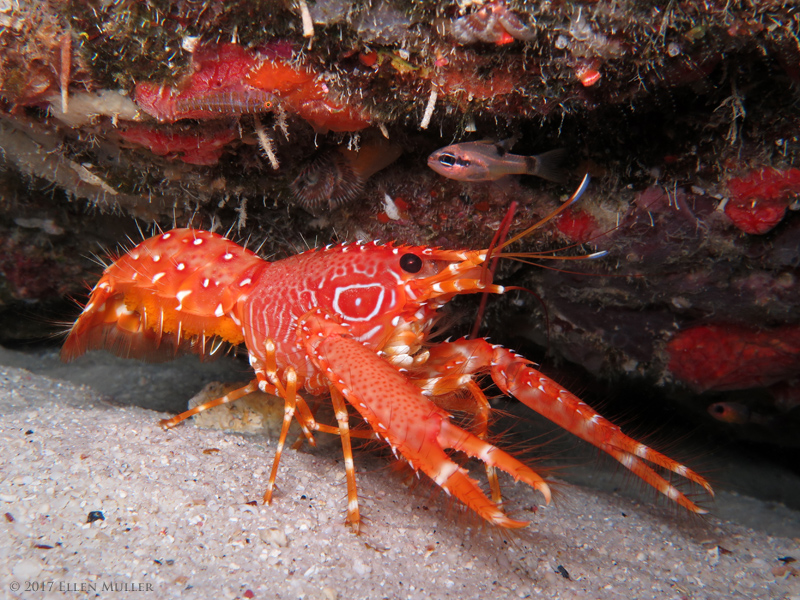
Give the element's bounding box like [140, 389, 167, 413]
[61, 291, 214, 363]
[61, 229, 267, 364]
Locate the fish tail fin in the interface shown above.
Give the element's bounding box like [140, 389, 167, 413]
[525, 148, 568, 182]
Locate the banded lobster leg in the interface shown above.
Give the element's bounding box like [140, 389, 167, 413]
[237, 340, 379, 534]
[418, 338, 714, 513]
[296, 309, 552, 530]
[157, 342, 380, 532]
[157, 377, 328, 444]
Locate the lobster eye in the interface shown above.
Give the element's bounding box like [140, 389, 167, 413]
[399, 253, 423, 273]
[438, 153, 457, 167]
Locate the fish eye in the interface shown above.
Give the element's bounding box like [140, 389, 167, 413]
[437, 153, 457, 167]
[399, 253, 423, 273]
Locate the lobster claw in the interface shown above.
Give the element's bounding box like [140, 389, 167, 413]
[296, 309, 551, 529]
[418, 338, 714, 514]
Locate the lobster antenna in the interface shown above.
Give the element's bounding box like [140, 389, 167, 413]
[471, 175, 597, 338]
[497, 173, 591, 253]
[471, 200, 518, 339]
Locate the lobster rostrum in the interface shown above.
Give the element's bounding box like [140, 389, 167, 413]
[62, 176, 713, 531]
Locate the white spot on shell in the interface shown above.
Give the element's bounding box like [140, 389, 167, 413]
[175, 290, 191, 309]
[114, 303, 133, 318]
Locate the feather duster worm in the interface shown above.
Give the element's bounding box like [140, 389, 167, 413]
[291, 138, 401, 211]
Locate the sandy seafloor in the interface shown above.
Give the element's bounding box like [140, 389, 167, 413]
[0, 346, 798, 600]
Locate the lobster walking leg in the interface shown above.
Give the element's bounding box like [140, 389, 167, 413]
[329, 385, 361, 532]
[251, 338, 377, 528]
[259, 338, 308, 505]
[159, 380, 261, 429]
[296, 310, 551, 529]
[421, 338, 714, 513]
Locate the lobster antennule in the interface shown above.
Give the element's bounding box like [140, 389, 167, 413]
[483, 173, 613, 269]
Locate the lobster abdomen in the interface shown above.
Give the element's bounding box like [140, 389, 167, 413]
[62, 229, 266, 363]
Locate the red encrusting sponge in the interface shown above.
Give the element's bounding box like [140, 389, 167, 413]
[554, 208, 602, 244]
[666, 323, 800, 391]
[724, 167, 800, 234]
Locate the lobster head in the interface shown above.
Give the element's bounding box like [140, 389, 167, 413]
[290, 241, 502, 356]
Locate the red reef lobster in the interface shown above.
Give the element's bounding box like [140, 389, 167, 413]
[62, 176, 712, 530]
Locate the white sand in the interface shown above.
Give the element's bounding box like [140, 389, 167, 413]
[1, 349, 798, 600]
